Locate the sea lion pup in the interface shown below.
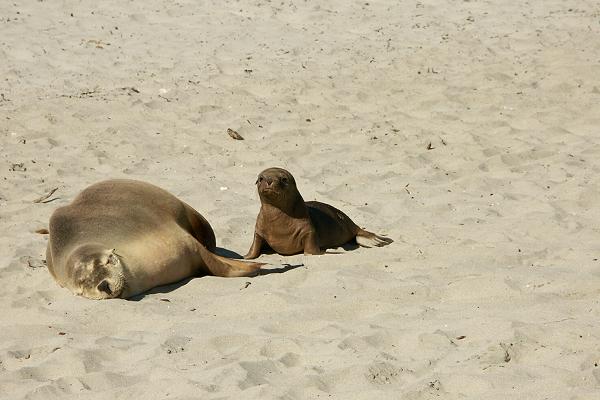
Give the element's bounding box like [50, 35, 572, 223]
[46, 179, 263, 300]
[244, 167, 393, 259]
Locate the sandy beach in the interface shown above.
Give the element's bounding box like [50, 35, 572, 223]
[1, 0, 600, 398]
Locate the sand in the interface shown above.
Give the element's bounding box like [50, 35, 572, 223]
[1, 0, 600, 398]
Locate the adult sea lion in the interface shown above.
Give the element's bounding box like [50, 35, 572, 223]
[244, 167, 392, 258]
[46, 179, 262, 299]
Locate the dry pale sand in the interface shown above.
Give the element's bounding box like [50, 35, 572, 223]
[2, 0, 600, 398]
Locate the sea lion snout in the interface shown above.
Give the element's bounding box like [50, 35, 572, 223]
[97, 279, 112, 295]
[258, 177, 281, 191]
[256, 167, 296, 195]
[256, 173, 277, 188]
[66, 245, 126, 299]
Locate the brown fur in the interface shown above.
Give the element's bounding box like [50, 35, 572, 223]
[244, 168, 392, 259]
[47, 179, 262, 299]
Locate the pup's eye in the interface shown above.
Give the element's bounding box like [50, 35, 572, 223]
[281, 178, 288, 185]
[258, 176, 264, 182]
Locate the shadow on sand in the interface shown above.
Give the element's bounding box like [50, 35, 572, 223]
[128, 255, 304, 301]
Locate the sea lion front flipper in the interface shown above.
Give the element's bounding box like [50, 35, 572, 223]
[196, 242, 265, 277]
[303, 231, 323, 255]
[355, 229, 393, 248]
[244, 233, 266, 259]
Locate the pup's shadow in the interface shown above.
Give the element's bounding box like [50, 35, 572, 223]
[342, 242, 359, 251]
[258, 263, 304, 275]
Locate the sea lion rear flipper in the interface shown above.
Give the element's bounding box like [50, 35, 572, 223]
[356, 229, 393, 248]
[196, 243, 265, 277]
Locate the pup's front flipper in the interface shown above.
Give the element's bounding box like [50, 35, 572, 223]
[244, 233, 266, 259]
[303, 231, 324, 255]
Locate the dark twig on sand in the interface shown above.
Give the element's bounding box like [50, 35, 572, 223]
[227, 128, 244, 140]
[241, 281, 252, 290]
[33, 187, 58, 203]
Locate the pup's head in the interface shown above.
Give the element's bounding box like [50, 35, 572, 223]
[67, 244, 126, 300]
[255, 167, 301, 207]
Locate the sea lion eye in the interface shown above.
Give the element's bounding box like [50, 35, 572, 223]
[281, 177, 288, 185]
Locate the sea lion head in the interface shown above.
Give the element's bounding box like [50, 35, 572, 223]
[66, 244, 126, 299]
[255, 167, 301, 207]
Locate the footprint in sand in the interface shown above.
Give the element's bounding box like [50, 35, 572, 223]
[238, 359, 281, 389]
[365, 361, 405, 385]
[161, 336, 191, 354]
